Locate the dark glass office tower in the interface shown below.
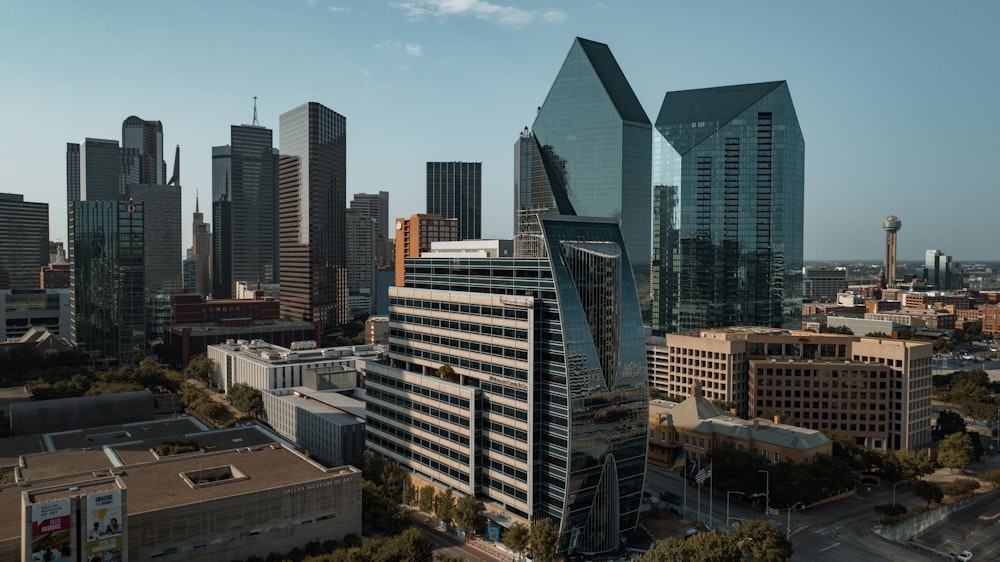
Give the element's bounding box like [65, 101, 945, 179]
[212, 194, 233, 299]
[525, 38, 652, 267]
[0, 193, 48, 289]
[278, 102, 348, 334]
[426, 161, 482, 240]
[122, 116, 165, 184]
[70, 200, 145, 365]
[212, 125, 280, 295]
[651, 81, 804, 333]
[350, 191, 390, 268]
[378, 214, 647, 555]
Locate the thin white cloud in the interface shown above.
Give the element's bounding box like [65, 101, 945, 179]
[328, 4, 350, 12]
[375, 40, 424, 57]
[395, 0, 567, 27]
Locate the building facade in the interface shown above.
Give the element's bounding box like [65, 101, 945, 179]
[70, 200, 145, 365]
[0, 193, 48, 290]
[346, 207, 377, 315]
[524, 38, 652, 269]
[370, 215, 648, 555]
[0, 288, 71, 341]
[803, 267, 849, 301]
[278, 102, 348, 333]
[124, 183, 182, 295]
[393, 214, 460, 287]
[652, 81, 804, 334]
[647, 328, 933, 450]
[924, 249, 957, 290]
[122, 115, 165, 184]
[262, 387, 367, 467]
[191, 195, 212, 295]
[351, 191, 390, 268]
[212, 124, 280, 296]
[426, 161, 482, 240]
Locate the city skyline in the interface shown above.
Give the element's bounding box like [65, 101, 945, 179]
[2, 1, 998, 261]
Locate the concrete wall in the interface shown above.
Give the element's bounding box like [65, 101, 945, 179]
[9, 390, 154, 435]
[874, 488, 1000, 543]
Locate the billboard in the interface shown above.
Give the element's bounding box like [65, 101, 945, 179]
[86, 489, 124, 562]
[29, 498, 74, 562]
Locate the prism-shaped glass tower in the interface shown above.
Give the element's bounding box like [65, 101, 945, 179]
[524, 38, 652, 267]
[651, 81, 804, 333]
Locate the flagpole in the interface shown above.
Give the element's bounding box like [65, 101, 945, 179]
[708, 469, 713, 531]
[682, 452, 688, 521]
[696, 459, 701, 525]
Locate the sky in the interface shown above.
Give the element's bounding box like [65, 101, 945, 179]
[1, 0, 998, 262]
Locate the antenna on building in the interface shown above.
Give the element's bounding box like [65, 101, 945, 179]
[253, 96, 259, 126]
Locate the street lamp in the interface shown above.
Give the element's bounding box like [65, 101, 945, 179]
[757, 470, 770, 516]
[786, 502, 804, 537]
[727, 491, 745, 534]
[892, 480, 907, 523]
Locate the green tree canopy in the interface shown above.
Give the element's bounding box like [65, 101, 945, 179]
[435, 488, 455, 526]
[731, 519, 793, 562]
[454, 494, 487, 537]
[418, 485, 435, 513]
[941, 478, 980, 500]
[915, 480, 943, 507]
[226, 382, 263, 418]
[938, 432, 975, 473]
[186, 353, 215, 385]
[502, 522, 530, 559]
[529, 518, 560, 562]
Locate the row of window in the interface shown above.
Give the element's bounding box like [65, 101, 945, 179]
[392, 313, 529, 340]
[390, 297, 530, 319]
[368, 433, 470, 485]
[367, 387, 470, 428]
[366, 371, 470, 408]
[367, 419, 470, 465]
[392, 327, 529, 361]
[367, 402, 470, 446]
[390, 343, 527, 381]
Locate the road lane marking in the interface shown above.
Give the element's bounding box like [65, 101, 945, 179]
[820, 543, 841, 552]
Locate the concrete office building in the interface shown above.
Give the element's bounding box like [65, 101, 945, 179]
[652, 81, 804, 334]
[346, 207, 377, 315]
[262, 387, 366, 467]
[803, 267, 849, 301]
[70, 200, 145, 365]
[371, 215, 648, 555]
[207, 339, 379, 393]
[279, 102, 348, 333]
[647, 327, 932, 450]
[426, 161, 482, 240]
[0, 288, 71, 341]
[0, 419, 361, 562]
[39, 262, 71, 289]
[393, 214, 460, 287]
[125, 183, 182, 295]
[351, 191, 390, 268]
[423, 239, 514, 258]
[522, 38, 652, 269]
[0, 193, 48, 290]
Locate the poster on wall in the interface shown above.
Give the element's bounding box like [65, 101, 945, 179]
[86, 489, 125, 562]
[29, 498, 74, 562]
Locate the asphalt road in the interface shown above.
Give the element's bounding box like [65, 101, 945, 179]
[912, 498, 1000, 561]
[644, 466, 938, 562]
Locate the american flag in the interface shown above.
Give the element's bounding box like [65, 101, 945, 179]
[696, 462, 712, 485]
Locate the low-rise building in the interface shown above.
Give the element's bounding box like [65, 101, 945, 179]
[648, 390, 831, 470]
[263, 387, 366, 468]
[647, 327, 933, 450]
[0, 288, 70, 341]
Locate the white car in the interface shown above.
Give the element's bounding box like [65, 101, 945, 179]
[956, 550, 973, 562]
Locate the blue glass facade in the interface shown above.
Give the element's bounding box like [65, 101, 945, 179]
[525, 38, 652, 268]
[380, 215, 647, 555]
[652, 81, 804, 333]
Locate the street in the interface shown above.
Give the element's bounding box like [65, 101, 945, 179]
[644, 465, 938, 561]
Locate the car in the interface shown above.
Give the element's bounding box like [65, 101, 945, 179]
[956, 550, 973, 562]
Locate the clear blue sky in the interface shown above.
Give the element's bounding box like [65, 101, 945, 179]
[1, 0, 997, 261]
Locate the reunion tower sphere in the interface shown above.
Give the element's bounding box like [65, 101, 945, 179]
[883, 216, 901, 232]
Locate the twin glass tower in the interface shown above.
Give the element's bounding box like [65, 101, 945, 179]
[520, 38, 804, 335]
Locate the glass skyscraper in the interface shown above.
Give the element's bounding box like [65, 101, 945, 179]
[70, 200, 145, 365]
[426, 161, 482, 240]
[0, 193, 48, 290]
[278, 102, 348, 333]
[522, 38, 652, 268]
[651, 81, 804, 333]
[212, 124, 280, 297]
[372, 215, 647, 555]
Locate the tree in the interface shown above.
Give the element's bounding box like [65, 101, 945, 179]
[418, 485, 436, 512]
[529, 518, 560, 562]
[730, 519, 793, 562]
[195, 400, 228, 422]
[938, 432, 975, 473]
[454, 494, 487, 537]
[435, 488, 455, 526]
[941, 478, 980, 501]
[873, 503, 907, 524]
[186, 353, 215, 385]
[896, 448, 935, 481]
[936, 410, 966, 437]
[226, 382, 263, 418]
[639, 533, 742, 562]
[437, 364, 459, 383]
[503, 522, 530, 560]
[914, 480, 943, 508]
